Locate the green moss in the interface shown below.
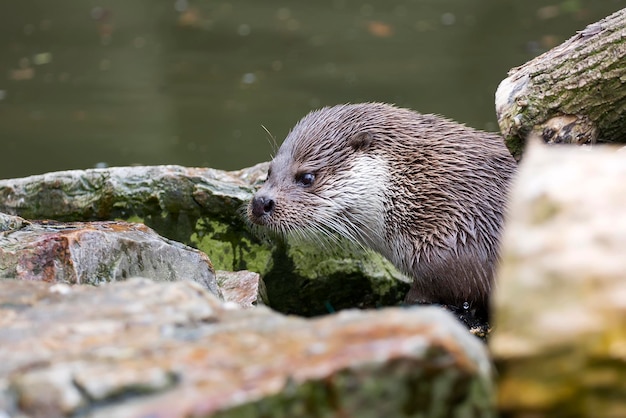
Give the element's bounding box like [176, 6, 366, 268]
[123, 215, 145, 224]
[259, 238, 410, 317]
[287, 241, 365, 278]
[504, 135, 525, 161]
[209, 356, 494, 418]
[191, 217, 272, 273]
[117, 210, 409, 318]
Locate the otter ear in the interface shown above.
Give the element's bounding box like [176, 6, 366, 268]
[347, 132, 374, 152]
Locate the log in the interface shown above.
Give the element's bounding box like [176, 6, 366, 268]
[496, 8, 626, 160]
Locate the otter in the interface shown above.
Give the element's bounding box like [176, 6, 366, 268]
[248, 103, 516, 322]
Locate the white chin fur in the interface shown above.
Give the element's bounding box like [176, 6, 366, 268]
[316, 154, 390, 250]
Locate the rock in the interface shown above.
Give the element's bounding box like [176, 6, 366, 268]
[0, 165, 410, 317]
[261, 241, 411, 316]
[216, 269, 268, 308]
[492, 142, 626, 417]
[0, 212, 29, 232]
[0, 164, 264, 222]
[0, 279, 494, 418]
[0, 218, 220, 297]
[0, 164, 268, 275]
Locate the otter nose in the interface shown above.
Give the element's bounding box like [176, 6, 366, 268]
[250, 195, 275, 218]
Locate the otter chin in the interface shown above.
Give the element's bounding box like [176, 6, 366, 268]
[248, 103, 516, 322]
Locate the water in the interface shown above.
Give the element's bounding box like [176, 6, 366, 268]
[1, 0, 624, 179]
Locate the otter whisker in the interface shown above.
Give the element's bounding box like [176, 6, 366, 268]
[261, 124, 279, 157]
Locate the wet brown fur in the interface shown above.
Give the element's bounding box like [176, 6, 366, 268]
[248, 103, 517, 320]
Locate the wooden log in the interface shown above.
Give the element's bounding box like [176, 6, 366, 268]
[496, 8, 626, 160]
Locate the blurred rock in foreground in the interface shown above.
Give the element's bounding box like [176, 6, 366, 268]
[0, 279, 493, 418]
[492, 142, 626, 417]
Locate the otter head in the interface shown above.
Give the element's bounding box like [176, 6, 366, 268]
[248, 104, 390, 249]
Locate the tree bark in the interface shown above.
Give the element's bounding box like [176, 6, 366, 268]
[496, 8, 626, 160]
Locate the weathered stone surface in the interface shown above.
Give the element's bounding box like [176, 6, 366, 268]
[216, 269, 268, 308]
[0, 217, 220, 297]
[0, 165, 410, 317]
[0, 279, 493, 418]
[0, 212, 30, 232]
[0, 164, 268, 274]
[492, 142, 626, 417]
[0, 164, 263, 222]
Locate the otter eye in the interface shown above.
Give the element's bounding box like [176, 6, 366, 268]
[295, 172, 315, 187]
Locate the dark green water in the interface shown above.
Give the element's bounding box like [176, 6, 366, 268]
[1, 1, 624, 179]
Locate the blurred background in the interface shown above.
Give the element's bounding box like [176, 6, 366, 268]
[1, 0, 624, 179]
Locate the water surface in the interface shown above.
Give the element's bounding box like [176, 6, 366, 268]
[1, 0, 624, 178]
